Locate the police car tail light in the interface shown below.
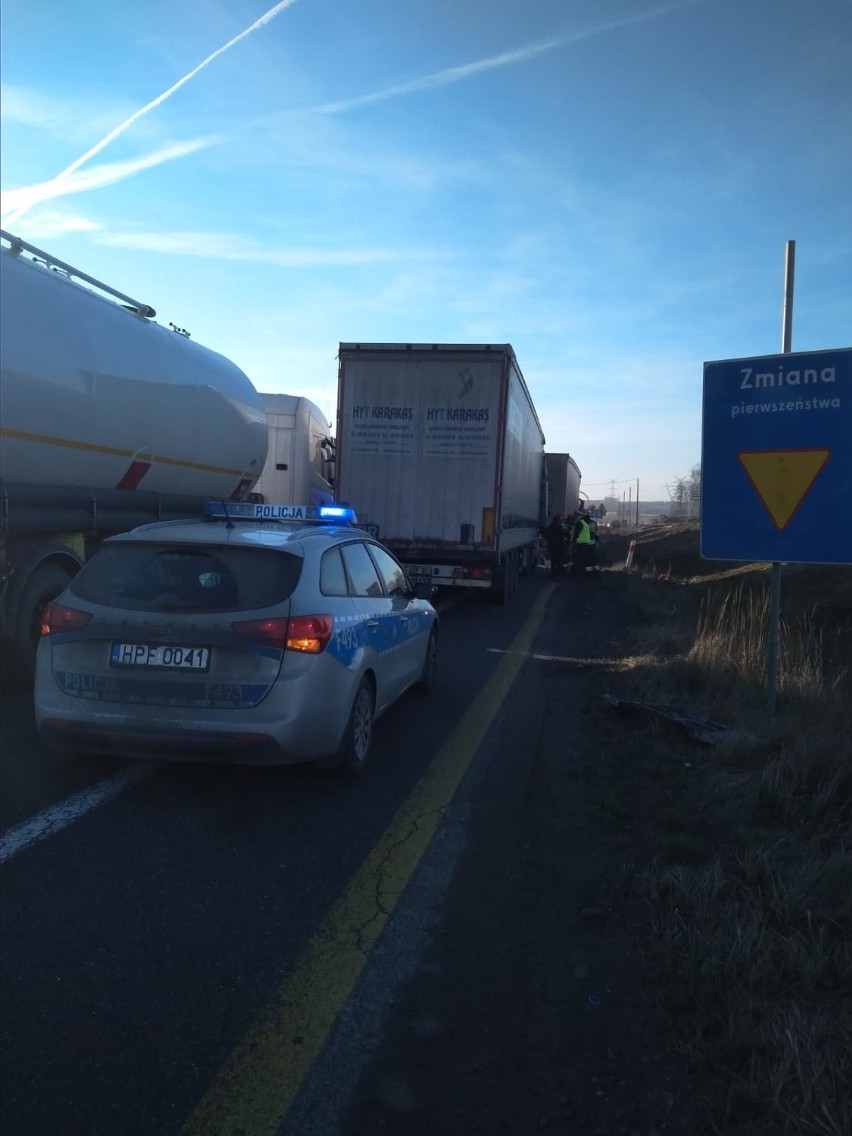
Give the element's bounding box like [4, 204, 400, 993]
[285, 614, 334, 654]
[231, 617, 289, 649]
[41, 603, 92, 636]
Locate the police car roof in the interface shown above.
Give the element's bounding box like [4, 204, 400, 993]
[109, 517, 363, 549]
[107, 501, 362, 548]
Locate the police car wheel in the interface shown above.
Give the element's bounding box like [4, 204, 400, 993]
[335, 677, 374, 777]
[415, 628, 438, 693]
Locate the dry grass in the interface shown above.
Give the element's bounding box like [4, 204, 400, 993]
[612, 541, 852, 1136]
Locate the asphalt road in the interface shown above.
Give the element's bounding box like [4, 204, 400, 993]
[0, 577, 553, 1136]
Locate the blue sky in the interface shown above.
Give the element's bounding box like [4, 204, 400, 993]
[2, 0, 850, 503]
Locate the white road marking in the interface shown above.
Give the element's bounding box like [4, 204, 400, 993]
[0, 765, 152, 864]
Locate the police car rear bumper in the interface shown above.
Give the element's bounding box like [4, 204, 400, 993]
[39, 718, 288, 764]
[34, 648, 356, 764]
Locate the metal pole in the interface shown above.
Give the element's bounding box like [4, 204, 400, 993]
[636, 478, 639, 525]
[766, 240, 795, 719]
[782, 240, 796, 354]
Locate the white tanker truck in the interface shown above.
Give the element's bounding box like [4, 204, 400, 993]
[0, 230, 333, 681]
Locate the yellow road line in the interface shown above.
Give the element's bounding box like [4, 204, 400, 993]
[181, 583, 555, 1136]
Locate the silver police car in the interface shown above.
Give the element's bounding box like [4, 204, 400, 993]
[34, 503, 438, 773]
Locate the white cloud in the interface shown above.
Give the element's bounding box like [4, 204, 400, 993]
[0, 84, 141, 142]
[5, 211, 101, 240]
[1, 85, 80, 128]
[91, 228, 446, 267]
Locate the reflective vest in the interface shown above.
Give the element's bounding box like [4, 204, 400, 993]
[573, 520, 591, 544]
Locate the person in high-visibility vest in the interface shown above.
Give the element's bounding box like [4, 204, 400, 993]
[570, 511, 593, 575]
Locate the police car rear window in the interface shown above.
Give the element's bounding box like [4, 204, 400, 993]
[367, 544, 409, 597]
[320, 548, 348, 596]
[70, 543, 302, 612]
[340, 542, 384, 598]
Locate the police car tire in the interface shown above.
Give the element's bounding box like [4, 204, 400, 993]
[335, 677, 375, 777]
[415, 628, 438, 693]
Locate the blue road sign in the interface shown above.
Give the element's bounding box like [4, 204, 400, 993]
[701, 347, 852, 564]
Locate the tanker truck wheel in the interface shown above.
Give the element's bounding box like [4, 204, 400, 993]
[12, 562, 76, 687]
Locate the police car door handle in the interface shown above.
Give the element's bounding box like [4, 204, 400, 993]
[366, 618, 380, 628]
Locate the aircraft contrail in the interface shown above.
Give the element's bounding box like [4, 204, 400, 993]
[307, 0, 701, 115]
[4, 0, 299, 226]
[1, 140, 216, 222]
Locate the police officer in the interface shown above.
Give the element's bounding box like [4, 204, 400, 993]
[570, 511, 593, 575]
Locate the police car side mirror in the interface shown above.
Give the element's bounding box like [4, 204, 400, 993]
[413, 582, 437, 602]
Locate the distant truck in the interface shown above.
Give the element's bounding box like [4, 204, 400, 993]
[0, 230, 272, 679]
[545, 452, 583, 520]
[335, 342, 546, 601]
[253, 393, 335, 507]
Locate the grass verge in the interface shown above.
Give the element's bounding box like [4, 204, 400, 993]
[603, 537, 852, 1136]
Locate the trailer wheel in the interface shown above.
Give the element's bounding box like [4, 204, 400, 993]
[506, 551, 519, 597]
[12, 562, 75, 686]
[492, 555, 512, 605]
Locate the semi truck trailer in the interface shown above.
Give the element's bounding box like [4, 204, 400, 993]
[335, 342, 546, 602]
[253, 393, 335, 507]
[545, 452, 583, 520]
[0, 230, 272, 679]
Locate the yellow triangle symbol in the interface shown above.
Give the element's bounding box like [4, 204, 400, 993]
[739, 449, 830, 530]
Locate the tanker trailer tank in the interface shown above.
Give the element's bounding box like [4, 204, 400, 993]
[0, 229, 269, 681]
[0, 232, 268, 497]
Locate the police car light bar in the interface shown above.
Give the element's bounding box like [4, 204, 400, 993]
[204, 501, 358, 524]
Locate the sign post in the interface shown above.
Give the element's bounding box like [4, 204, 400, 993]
[702, 267, 851, 717]
[766, 242, 796, 717]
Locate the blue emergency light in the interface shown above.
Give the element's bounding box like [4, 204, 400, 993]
[204, 501, 358, 524]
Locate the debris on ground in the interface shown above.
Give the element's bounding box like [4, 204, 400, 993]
[602, 694, 767, 748]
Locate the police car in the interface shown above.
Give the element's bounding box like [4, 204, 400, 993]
[34, 502, 438, 774]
